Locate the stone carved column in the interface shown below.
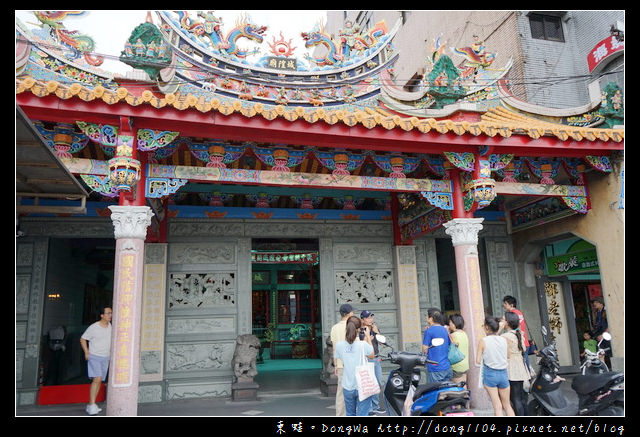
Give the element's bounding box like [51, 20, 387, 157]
[393, 245, 423, 352]
[443, 218, 491, 410]
[107, 205, 153, 416]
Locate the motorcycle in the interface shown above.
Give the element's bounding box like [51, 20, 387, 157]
[377, 335, 473, 416]
[528, 330, 624, 416]
[580, 333, 613, 375]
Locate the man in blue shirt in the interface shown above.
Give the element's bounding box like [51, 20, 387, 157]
[422, 308, 452, 383]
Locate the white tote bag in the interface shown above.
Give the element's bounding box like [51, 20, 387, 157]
[354, 343, 380, 402]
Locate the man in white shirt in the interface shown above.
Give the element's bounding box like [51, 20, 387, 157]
[330, 304, 355, 416]
[80, 307, 112, 415]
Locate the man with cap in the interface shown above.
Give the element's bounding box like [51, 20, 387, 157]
[330, 303, 355, 416]
[361, 310, 386, 415]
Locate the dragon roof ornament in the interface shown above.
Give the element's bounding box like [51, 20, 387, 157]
[16, 11, 623, 138]
[381, 35, 512, 116]
[15, 12, 115, 82]
[153, 11, 401, 108]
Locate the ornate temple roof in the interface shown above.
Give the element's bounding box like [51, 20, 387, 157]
[16, 11, 623, 144]
[15, 11, 624, 230]
[16, 76, 623, 144]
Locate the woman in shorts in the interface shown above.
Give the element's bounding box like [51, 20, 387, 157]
[476, 316, 515, 416]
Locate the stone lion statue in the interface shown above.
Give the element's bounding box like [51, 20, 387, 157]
[231, 334, 261, 382]
[321, 335, 335, 378]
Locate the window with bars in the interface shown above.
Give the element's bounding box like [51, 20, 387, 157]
[529, 13, 565, 42]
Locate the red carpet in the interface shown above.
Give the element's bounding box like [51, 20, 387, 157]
[37, 384, 106, 405]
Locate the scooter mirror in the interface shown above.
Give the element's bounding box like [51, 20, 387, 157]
[431, 338, 445, 347]
[376, 334, 386, 344]
[601, 332, 612, 341]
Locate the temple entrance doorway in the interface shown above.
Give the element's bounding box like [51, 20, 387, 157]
[37, 238, 115, 404]
[250, 238, 322, 393]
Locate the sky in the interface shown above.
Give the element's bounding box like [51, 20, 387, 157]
[15, 10, 327, 75]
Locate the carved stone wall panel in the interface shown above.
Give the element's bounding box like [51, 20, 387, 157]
[138, 384, 164, 403]
[145, 244, 166, 264]
[169, 243, 235, 265]
[167, 219, 392, 240]
[19, 218, 114, 238]
[367, 311, 397, 328]
[334, 270, 394, 304]
[484, 238, 519, 314]
[15, 238, 48, 391]
[167, 316, 236, 335]
[415, 238, 441, 307]
[140, 351, 162, 376]
[140, 244, 167, 383]
[169, 221, 244, 238]
[168, 272, 236, 309]
[16, 275, 31, 314]
[165, 342, 235, 372]
[16, 243, 33, 266]
[16, 350, 24, 382]
[334, 243, 392, 264]
[236, 237, 252, 335]
[16, 323, 27, 343]
[166, 380, 231, 400]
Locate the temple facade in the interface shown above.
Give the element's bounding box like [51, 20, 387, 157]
[16, 11, 623, 414]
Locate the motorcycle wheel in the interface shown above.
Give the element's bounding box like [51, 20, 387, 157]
[597, 402, 624, 416]
[527, 400, 549, 416]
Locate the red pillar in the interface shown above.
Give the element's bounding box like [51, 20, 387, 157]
[107, 117, 152, 416]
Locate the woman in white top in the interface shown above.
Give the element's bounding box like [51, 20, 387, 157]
[476, 316, 515, 416]
[334, 316, 375, 416]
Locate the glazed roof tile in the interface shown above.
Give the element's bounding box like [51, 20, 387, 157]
[16, 75, 624, 143]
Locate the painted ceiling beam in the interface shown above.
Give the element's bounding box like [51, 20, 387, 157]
[18, 94, 621, 158]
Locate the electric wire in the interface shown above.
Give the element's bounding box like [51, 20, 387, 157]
[16, 33, 623, 114]
[16, 35, 623, 88]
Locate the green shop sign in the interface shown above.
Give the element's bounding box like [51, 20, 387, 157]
[547, 249, 599, 276]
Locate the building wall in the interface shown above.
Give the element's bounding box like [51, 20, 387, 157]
[510, 163, 625, 367]
[326, 10, 623, 109]
[17, 216, 518, 403]
[516, 11, 623, 108]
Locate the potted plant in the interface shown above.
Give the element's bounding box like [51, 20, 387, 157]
[263, 322, 277, 347]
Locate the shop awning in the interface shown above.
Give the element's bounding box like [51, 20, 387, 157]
[16, 106, 88, 214]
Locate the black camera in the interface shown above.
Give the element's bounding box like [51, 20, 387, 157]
[358, 327, 366, 341]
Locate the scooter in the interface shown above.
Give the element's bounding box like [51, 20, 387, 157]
[377, 336, 473, 416]
[528, 330, 624, 416]
[580, 348, 608, 375]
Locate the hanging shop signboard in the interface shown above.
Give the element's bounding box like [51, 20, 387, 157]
[546, 248, 599, 276]
[587, 35, 624, 73]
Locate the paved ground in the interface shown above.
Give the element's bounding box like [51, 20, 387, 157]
[15, 367, 578, 418]
[16, 390, 497, 417]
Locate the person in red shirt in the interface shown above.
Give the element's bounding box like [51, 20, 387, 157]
[501, 296, 535, 368]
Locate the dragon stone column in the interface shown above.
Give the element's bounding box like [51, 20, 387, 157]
[443, 218, 492, 410]
[106, 205, 153, 416]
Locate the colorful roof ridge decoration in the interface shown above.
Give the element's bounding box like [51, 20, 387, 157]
[379, 35, 513, 115]
[152, 11, 402, 108]
[16, 10, 623, 152]
[16, 75, 624, 143]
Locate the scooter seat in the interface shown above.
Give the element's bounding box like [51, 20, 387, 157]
[571, 372, 623, 395]
[413, 382, 465, 401]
